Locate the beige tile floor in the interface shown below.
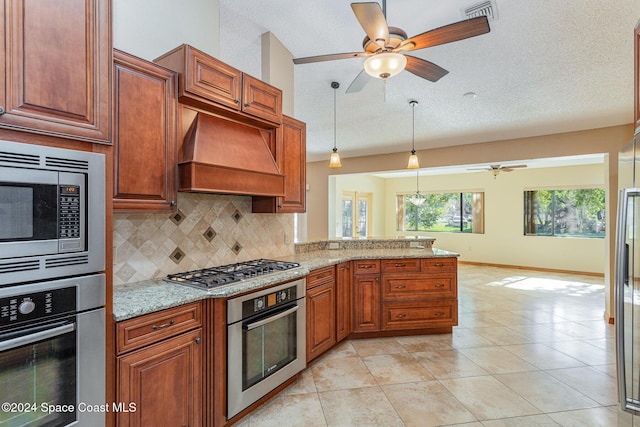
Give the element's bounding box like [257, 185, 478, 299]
[236, 263, 640, 427]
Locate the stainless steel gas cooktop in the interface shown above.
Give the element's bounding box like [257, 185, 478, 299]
[166, 259, 301, 289]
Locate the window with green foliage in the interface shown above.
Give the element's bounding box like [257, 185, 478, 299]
[524, 189, 605, 238]
[397, 192, 484, 233]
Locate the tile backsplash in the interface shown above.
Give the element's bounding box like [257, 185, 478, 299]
[113, 193, 295, 285]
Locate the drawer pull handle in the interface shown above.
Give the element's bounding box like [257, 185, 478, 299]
[362, 265, 373, 269]
[315, 274, 327, 279]
[395, 314, 407, 318]
[434, 283, 445, 288]
[394, 263, 406, 267]
[433, 263, 444, 267]
[152, 319, 175, 330]
[434, 311, 445, 317]
[394, 285, 406, 289]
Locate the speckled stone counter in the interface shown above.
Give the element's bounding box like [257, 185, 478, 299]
[112, 247, 458, 321]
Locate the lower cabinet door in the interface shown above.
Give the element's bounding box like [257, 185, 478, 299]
[381, 300, 458, 330]
[117, 328, 203, 427]
[307, 282, 336, 362]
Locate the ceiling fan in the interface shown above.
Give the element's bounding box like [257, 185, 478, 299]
[292, 1, 491, 93]
[468, 164, 528, 178]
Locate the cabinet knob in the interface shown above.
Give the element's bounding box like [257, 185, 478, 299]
[195, 337, 201, 344]
[0, 106, 5, 115]
[170, 200, 177, 207]
[375, 277, 379, 282]
[235, 99, 241, 104]
[244, 102, 251, 107]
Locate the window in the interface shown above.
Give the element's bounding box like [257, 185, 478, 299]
[397, 192, 484, 233]
[524, 189, 605, 238]
[341, 191, 372, 238]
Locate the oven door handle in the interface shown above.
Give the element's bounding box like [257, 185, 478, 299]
[244, 305, 299, 331]
[0, 322, 75, 352]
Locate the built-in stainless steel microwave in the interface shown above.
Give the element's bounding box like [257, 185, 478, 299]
[0, 140, 105, 285]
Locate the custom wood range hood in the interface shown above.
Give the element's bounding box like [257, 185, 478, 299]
[178, 112, 285, 197]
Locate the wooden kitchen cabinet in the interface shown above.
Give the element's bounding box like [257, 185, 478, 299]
[351, 273, 381, 333]
[306, 266, 336, 362]
[0, 0, 111, 143]
[336, 262, 351, 342]
[154, 44, 282, 124]
[117, 302, 203, 427]
[112, 49, 178, 212]
[252, 115, 306, 213]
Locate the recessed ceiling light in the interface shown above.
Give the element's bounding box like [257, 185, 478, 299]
[463, 92, 477, 99]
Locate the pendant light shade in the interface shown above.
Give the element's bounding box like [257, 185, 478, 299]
[407, 100, 419, 169]
[329, 81, 342, 168]
[408, 170, 425, 206]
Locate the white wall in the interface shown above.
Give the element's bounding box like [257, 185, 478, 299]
[333, 163, 605, 274]
[112, 0, 219, 60]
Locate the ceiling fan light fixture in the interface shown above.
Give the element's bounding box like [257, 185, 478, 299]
[364, 52, 407, 79]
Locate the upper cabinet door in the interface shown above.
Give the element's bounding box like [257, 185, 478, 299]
[0, 0, 111, 143]
[242, 74, 282, 124]
[112, 50, 178, 212]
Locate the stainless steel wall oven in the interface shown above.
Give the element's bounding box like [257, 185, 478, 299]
[0, 274, 106, 427]
[227, 278, 306, 419]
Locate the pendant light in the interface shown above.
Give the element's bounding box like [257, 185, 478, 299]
[329, 81, 342, 168]
[407, 100, 419, 169]
[408, 169, 425, 206]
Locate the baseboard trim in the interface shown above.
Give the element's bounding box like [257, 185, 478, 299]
[457, 260, 604, 278]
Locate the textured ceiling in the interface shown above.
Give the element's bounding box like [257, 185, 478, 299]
[219, 1, 640, 163]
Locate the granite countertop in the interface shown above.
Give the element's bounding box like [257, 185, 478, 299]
[112, 247, 458, 322]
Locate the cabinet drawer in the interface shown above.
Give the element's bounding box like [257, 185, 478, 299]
[382, 300, 458, 330]
[382, 274, 456, 300]
[307, 266, 336, 289]
[421, 257, 457, 272]
[117, 302, 202, 354]
[381, 259, 420, 273]
[352, 260, 381, 275]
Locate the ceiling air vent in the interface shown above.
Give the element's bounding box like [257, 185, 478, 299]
[462, 0, 498, 22]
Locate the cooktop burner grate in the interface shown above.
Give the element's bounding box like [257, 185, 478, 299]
[166, 259, 301, 289]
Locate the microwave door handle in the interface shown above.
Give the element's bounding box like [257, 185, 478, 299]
[0, 322, 75, 352]
[245, 305, 299, 331]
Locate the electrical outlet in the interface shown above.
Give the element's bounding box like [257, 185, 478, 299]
[409, 241, 423, 248]
[328, 242, 340, 250]
[284, 232, 291, 244]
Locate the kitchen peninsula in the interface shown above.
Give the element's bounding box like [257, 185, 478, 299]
[113, 238, 458, 427]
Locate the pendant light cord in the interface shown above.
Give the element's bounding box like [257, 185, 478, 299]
[333, 84, 337, 150]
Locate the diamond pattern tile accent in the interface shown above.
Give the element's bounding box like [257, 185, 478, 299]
[170, 247, 186, 264]
[232, 242, 242, 255]
[203, 227, 217, 242]
[170, 210, 186, 225]
[112, 193, 295, 285]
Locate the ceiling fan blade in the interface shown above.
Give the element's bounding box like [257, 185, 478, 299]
[467, 167, 491, 171]
[501, 164, 527, 169]
[345, 69, 372, 93]
[293, 51, 369, 64]
[397, 16, 490, 52]
[351, 2, 390, 48]
[404, 55, 449, 82]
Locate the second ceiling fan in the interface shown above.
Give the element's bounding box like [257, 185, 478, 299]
[293, 1, 491, 93]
